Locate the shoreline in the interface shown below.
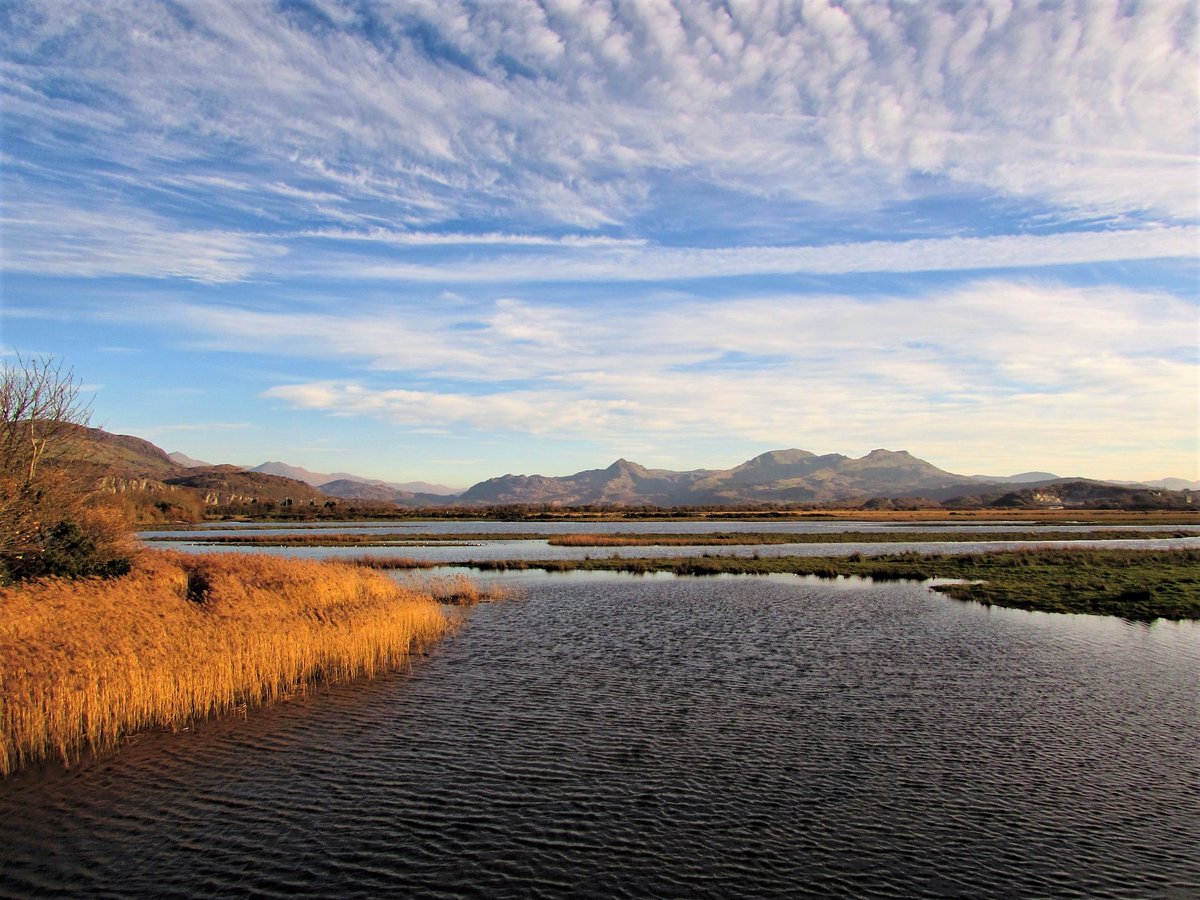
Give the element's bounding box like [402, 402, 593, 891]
[0, 551, 455, 777]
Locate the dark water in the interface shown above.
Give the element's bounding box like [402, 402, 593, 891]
[2, 572, 1198, 898]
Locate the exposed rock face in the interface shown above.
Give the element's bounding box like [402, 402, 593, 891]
[987, 481, 1195, 510]
[52, 427, 332, 516]
[97, 477, 174, 495]
[164, 468, 327, 506]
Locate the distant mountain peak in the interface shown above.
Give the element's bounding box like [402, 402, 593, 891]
[745, 448, 817, 466]
[606, 458, 648, 475]
[54, 427, 1200, 511]
[251, 460, 460, 495]
[168, 450, 213, 468]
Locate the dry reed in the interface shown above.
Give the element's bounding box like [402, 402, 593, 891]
[398, 571, 515, 605]
[343, 554, 437, 569]
[0, 550, 452, 775]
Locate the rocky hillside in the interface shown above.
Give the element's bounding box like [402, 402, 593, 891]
[54, 426, 331, 520]
[316, 479, 450, 508]
[162, 467, 327, 508]
[252, 461, 460, 495]
[984, 481, 1195, 510]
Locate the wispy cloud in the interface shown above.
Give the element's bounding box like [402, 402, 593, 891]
[109, 278, 1195, 476]
[292, 228, 648, 248]
[4, 0, 1195, 246]
[3, 2, 1196, 481]
[341, 227, 1200, 283]
[1, 203, 280, 283]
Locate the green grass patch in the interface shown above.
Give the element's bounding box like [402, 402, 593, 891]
[457, 549, 1200, 621]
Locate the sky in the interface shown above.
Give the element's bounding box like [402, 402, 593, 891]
[1, 0, 1197, 488]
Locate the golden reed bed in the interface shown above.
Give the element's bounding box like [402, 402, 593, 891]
[0, 551, 452, 776]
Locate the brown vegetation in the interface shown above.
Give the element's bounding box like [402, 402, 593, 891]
[151, 532, 545, 546]
[0, 551, 452, 776]
[343, 554, 438, 569]
[1, 356, 137, 582]
[398, 571, 515, 605]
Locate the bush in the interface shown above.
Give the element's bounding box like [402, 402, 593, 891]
[2, 505, 137, 582]
[0, 357, 138, 584]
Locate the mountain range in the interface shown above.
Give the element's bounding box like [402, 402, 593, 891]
[455, 448, 1125, 507]
[54, 426, 1197, 515]
[456, 447, 1196, 508]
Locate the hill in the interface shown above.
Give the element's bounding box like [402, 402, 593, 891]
[51, 426, 334, 521]
[458, 449, 978, 507]
[316, 479, 451, 508]
[52, 426, 1198, 515]
[984, 481, 1195, 510]
[252, 461, 460, 495]
[163, 467, 328, 509]
[168, 451, 212, 468]
[458, 458, 714, 506]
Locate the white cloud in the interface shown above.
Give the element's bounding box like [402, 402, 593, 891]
[186, 279, 1198, 476]
[5, 2, 1197, 480]
[340, 227, 1200, 283]
[292, 228, 647, 248]
[1, 203, 281, 283]
[4, 0, 1196, 237]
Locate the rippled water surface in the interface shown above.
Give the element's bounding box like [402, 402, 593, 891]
[2, 572, 1198, 897]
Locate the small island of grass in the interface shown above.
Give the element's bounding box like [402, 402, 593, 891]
[456, 548, 1200, 621]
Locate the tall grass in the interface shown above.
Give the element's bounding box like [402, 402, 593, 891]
[0, 550, 452, 776]
[396, 571, 515, 605]
[343, 554, 437, 569]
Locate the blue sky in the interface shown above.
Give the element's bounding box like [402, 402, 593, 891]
[2, 0, 1197, 487]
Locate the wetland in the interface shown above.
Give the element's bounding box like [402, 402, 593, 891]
[2, 515, 1197, 897]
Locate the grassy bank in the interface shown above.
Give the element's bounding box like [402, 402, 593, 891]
[0, 551, 452, 776]
[460, 548, 1200, 621]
